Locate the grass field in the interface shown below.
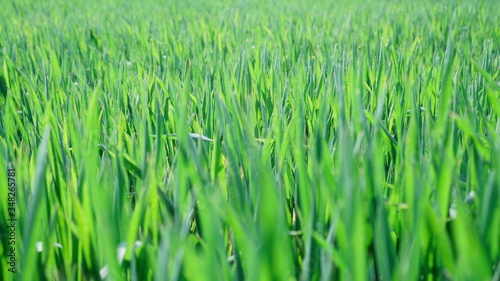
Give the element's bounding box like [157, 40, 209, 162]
[1, 0, 499, 280]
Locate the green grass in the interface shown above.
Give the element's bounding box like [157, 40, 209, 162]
[1, 0, 499, 280]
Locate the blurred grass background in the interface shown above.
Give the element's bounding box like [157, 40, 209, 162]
[1, 0, 499, 280]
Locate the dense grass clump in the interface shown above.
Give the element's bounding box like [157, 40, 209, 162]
[1, 0, 499, 280]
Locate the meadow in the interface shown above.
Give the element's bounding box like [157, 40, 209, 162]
[1, 0, 499, 280]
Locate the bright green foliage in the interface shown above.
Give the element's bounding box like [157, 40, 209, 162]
[1, 0, 499, 280]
